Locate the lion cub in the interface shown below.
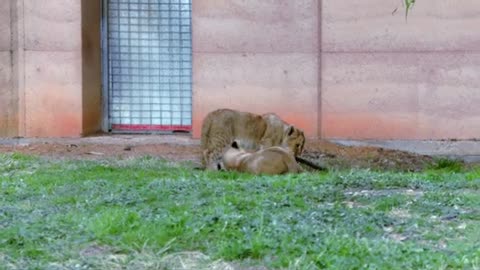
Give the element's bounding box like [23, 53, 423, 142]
[220, 141, 303, 175]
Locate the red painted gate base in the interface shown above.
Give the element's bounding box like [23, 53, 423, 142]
[111, 124, 191, 132]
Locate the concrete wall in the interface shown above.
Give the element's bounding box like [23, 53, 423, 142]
[192, 0, 320, 138]
[0, 0, 101, 137]
[321, 0, 480, 140]
[23, 0, 83, 136]
[0, 1, 17, 137]
[1, 0, 478, 140]
[192, 0, 480, 140]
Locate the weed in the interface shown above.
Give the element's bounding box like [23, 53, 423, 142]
[428, 157, 465, 173]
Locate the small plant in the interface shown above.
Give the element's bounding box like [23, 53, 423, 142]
[404, 0, 416, 19]
[428, 158, 464, 173]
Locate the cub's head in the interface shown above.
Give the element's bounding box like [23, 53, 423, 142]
[283, 126, 305, 156]
[217, 140, 246, 171]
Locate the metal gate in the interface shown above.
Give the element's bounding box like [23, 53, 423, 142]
[103, 0, 192, 132]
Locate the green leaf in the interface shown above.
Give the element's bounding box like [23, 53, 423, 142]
[405, 0, 416, 20]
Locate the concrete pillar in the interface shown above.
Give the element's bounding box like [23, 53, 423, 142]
[81, 0, 102, 135]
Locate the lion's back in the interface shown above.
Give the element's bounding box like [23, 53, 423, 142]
[200, 109, 267, 168]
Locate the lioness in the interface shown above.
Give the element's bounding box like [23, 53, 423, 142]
[220, 141, 303, 175]
[200, 108, 305, 170]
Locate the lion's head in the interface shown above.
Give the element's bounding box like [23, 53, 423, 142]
[283, 126, 305, 156]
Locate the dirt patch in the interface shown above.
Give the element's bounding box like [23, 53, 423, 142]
[0, 135, 435, 171]
[80, 244, 111, 257]
[303, 140, 434, 172]
[0, 139, 202, 163]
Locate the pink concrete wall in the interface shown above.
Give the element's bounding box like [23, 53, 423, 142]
[2, 0, 478, 140]
[0, 0, 101, 137]
[23, 0, 83, 136]
[321, 0, 480, 139]
[0, 1, 17, 137]
[192, 0, 320, 138]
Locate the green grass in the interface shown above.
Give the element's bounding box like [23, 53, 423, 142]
[427, 158, 465, 173]
[1, 153, 479, 269]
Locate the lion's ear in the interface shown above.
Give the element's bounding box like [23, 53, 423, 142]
[286, 126, 294, 136]
[231, 141, 239, 149]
